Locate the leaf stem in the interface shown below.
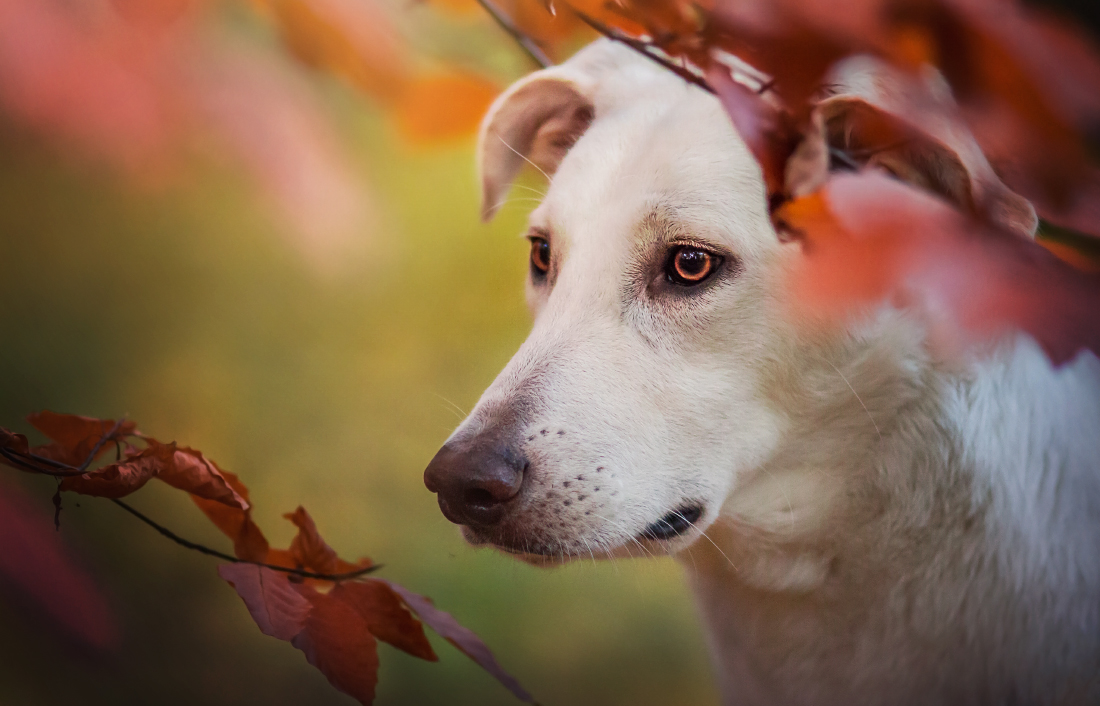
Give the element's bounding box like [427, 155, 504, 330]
[110, 498, 381, 582]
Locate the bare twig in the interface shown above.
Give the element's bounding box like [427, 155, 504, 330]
[0, 446, 85, 475]
[571, 9, 715, 95]
[475, 0, 553, 68]
[110, 498, 381, 582]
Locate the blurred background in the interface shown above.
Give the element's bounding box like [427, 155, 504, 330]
[0, 0, 716, 704]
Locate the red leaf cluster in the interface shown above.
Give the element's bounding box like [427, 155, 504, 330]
[548, 0, 1100, 363]
[0, 411, 534, 705]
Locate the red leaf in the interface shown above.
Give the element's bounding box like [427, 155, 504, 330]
[706, 62, 795, 198]
[0, 428, 30, 456]
[155, 443, 248, 509]
[58, 443, 167, 498]
[782, 172, 1100, 364]
[283, 506, 370, 575]
[292, 584, 380, 706]
[383, 580, 535, 703]
[27, 411, 136, 468]
[331, 580, 437, 661]
[0, 479, 118, 651]
[192, 471, 270, 562]
[217, 563, 310, 641]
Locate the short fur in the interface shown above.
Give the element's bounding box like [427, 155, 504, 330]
[439, 41, 1100, 705]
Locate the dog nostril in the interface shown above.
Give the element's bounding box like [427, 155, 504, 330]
[464, 487, 496, 508]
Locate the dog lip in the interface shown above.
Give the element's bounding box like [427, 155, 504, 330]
[640, 504, 703, 541]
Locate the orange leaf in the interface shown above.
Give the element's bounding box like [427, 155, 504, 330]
[218, 564, 311, 641]
[191, 471, 270, 562]
[292, 585, 380, 706]
[262, 0, 408, 101]
[0, 427, 31, 461]
[155, 444, 248, 509]
[384, 580, 535, 703]
[332, 580, 437, 661]
[283, 506, 370, 576]
[784, 172, 1100, 365]
[58, 443, 168, 498]
[395, 72, 500, 144]
[27, 411, 136, 468]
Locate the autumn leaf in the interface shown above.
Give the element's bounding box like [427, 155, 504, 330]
[384, 580, 536, 703]
[58, 443, 169, 498]
[284, 505, 372, 575]
[780, 172, 1100, 365]
[27, 411, 137, 468]
[155, 443, 248, 509]
[218, 564, 311, 640]
[191, 470, 271, 562]
[332, 580, 437, 661]
[292, 585, 381, 706]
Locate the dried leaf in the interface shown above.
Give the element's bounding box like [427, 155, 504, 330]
[706, 62, 797, 198]
[332, 580, 437, 661]
[192, 471, 270, 562]
[283, 506, 371, 576]
[292, 585, 380, 706]
[27, 411, 137, 468]
[155, 444, 248, 509]
[0, 428, 31, 463]
[58, 443, 168, 498]
[218, 564, 311, 641]
[781, 172, 1100, 364]
[384, 580, 535, 703]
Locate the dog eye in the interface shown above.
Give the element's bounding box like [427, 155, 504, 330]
[666, 245, 722, 286]
[529, 236, 551, 276]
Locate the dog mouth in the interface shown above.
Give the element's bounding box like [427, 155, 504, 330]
[461, 502, 706, 558]
[639, 504, 704, 541]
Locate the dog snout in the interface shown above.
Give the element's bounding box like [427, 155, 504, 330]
[423, 440, 526, 527]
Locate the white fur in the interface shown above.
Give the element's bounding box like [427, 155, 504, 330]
[449, 41, 1100, 705]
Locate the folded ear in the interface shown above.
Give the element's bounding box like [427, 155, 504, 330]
[823, 59, 1038, 236]
[477, 71, 595, 221]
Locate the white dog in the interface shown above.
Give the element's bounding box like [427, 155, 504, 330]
[423, 40, 1100, 705]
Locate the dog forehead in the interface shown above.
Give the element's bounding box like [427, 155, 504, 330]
[531, 76, 773, 261]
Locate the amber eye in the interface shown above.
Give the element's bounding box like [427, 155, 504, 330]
[529, 236, 551, 276]
[666, 245, 721, 286]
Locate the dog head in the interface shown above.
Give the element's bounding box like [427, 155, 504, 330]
[423, 41, 1034, 563]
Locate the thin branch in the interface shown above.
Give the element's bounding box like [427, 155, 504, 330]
[79, 418, 126, 472]
[571, 9, 715, 95]
[475, 0, 553, 68]
[110, 498, 381, 582]
[0, 447, 85, 476]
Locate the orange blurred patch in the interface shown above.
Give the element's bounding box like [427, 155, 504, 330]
[1039, 239, 1100, 273]
[395, 71, 500, 143]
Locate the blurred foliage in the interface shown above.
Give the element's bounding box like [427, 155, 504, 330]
[0, 73, 715, 704]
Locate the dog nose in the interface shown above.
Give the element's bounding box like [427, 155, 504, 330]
[423, 441, 525, 527]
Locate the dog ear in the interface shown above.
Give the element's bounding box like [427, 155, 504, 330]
[821, 59, 1038, 236]
[477, 72, 595, 221]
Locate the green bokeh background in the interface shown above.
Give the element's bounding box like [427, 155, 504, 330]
[0, 72, 717, 705]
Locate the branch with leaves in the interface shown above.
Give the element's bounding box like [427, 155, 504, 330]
[0, 411, 534, 706]
[479, 0, 1100, 366]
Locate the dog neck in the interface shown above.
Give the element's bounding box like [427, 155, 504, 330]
[678, 319, 1100, 704]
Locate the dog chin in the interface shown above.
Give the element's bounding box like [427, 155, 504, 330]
[460, 525, 584, 566]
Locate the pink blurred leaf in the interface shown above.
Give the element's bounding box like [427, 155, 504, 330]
[383, 580, 536, 704]
[0, 479, 118, 651]
[784, 172, 1100, 365]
